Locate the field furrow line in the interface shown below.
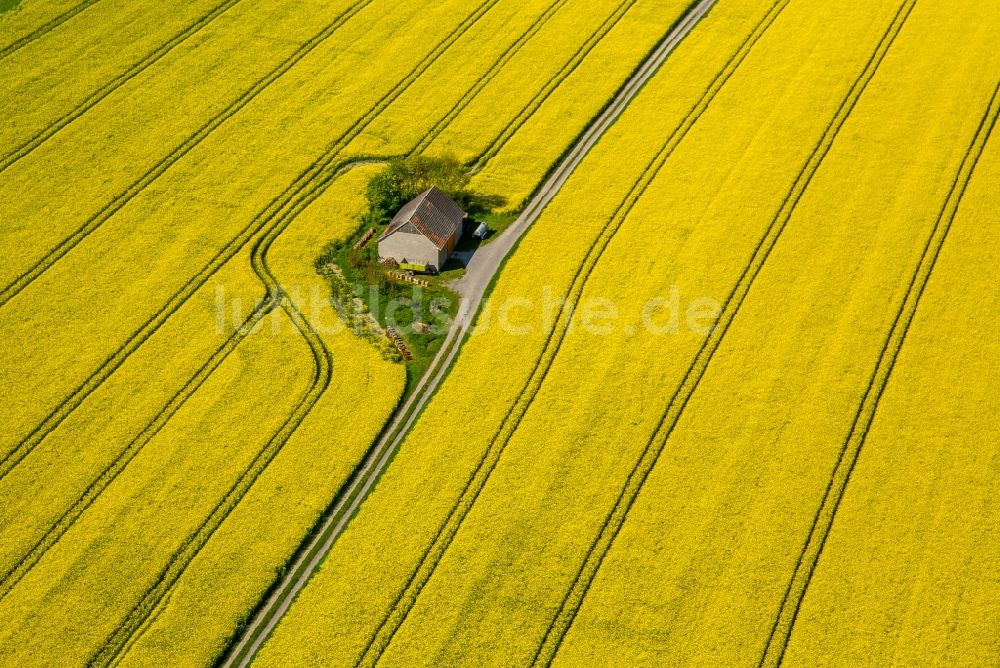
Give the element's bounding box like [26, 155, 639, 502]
[469, 0, 640, 172]
[88, 298, 330, 667]
[0, 0, 101, 60]
[0, 302, 266, 602]
[0, 0, 496, 482]
[92, 0, 685, 659]
[530, 3, 919, 664]
[109, 588, 175, 668]
[756, 78, 1000, 668]
[78, 2, 555, 661]
[411, 0, 573, 156]
[0, 0, 377, 311]
[351, 3, 790, 665]
[0, 0, 572, 607]
[0, 0, 247, 174]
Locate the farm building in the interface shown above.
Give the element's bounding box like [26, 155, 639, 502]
[378, 187, 466, 272]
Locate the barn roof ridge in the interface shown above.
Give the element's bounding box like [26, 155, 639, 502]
[378, 187, 466, 250]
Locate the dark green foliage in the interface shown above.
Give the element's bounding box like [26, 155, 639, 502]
[346, 247, 366, 271]
[314, 154, 506, 380]
[314, 239, 343, 271]
[364, 263, 388, 294]
[364, 154, 470, 223]
[364, 168, 407, 223]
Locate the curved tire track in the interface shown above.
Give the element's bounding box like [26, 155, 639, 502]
[353, 1, 785, 664]
[88, 296, 329, 667]
[216, 1, 723, 665]
[0, 0, 594, 605]
[0, 0, 493, 483]
[0, 0, 377, 311]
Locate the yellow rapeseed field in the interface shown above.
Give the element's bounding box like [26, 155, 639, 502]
[256, 0, 809, 663]
[0, 0, 709, 664]
[555, 3, 1000, 665]
[1, 0, 239, 158]
[4, 0, 997, 664]
[0, 0, 94, 56]
[782, 118, 1000, 666]
[256, 0, 1000, 666]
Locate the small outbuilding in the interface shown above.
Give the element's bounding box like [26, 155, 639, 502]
[377, 187, 466, 273]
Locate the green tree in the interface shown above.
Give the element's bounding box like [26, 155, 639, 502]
[365, 168, 406, 222]
[364, 154, 470, 223]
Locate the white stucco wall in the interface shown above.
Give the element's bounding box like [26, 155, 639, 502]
[378, 231, 445, 269]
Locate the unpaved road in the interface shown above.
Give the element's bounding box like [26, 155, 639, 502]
[222, 0, 718, 663]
